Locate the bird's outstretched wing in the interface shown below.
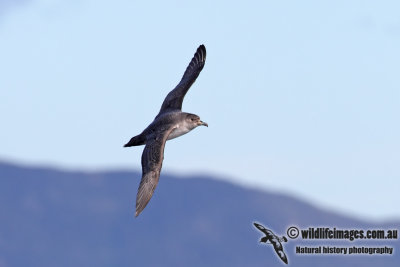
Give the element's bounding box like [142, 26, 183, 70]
[156, 45, 206, 117]
[254, 222, 267, 233]
[135, 126, 175, 217]
[274, 247, 288, 264]
[254, 222, 274, 236]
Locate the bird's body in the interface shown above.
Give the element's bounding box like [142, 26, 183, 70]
[124, 45, 207, 217]
[128, 112, 200, 146]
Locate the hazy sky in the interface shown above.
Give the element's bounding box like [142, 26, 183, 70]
[1, 0, 399, 220]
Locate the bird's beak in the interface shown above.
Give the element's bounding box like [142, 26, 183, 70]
[199, 120, 208, 127]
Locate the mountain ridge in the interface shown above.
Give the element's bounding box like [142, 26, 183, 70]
[0, 161, 398, 266]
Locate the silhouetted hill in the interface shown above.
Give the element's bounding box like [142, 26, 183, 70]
[0, 161, 398, 266]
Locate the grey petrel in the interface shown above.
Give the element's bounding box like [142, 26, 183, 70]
[124, 45, 208, 217]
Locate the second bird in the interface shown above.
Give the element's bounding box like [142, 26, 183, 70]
[124, 45, 208, 217]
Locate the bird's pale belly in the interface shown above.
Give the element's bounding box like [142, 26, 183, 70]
[167, 125, 191, 140]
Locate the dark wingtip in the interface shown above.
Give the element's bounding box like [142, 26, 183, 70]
[198, 44, 206, 52]
[135, 206, 144, 217]
[195, 44, 206, 63]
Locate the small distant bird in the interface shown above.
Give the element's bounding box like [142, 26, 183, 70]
[253, 222, 289, 264]
[124, 45, 208, 217]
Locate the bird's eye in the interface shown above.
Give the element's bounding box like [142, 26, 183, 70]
[191, 118, 195, 121]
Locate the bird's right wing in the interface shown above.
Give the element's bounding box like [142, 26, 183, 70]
[156, 45, 206, 117]
[274, 247, 288, 264]
[135, 125, 175, 217]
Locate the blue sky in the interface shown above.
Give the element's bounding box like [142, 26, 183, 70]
[0, 0, 399, 220]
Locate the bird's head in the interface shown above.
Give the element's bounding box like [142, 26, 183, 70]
[260, 237, 268, 243]
[186, 113, 208, 129]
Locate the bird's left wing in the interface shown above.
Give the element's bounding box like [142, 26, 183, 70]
[156, 45, 206, 117]
[254, 222, 273, 236]
[135, 125, 175, 217]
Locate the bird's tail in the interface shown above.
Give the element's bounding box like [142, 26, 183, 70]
[124, 134, 146, 147]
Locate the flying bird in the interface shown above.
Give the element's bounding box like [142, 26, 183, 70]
[253, 222, 289, 264]
[124, 45, 208, 217]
